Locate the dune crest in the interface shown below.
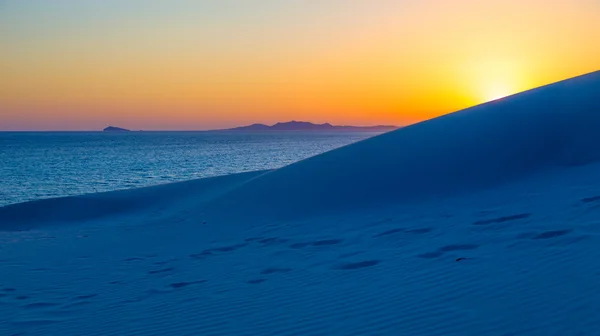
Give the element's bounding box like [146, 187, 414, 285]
[206, 71, 600, 222]
[0, 170, 268, 229]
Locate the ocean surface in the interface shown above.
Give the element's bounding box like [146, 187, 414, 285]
[0, 131, 378, 207]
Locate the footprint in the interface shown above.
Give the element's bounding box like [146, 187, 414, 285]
[62, 301, 92, 308]
[209, 243, 247, 253]
[290, 242, 311, 249]
[334, 260, 380, 270]
[374, 227, 431, 238]
[16, 296, 30, 300]
[74, 294, 97, 300]
[148, 267, 175, 275]
[258, 237, 289, 246]
[290, 239, 343, 249]
[439, 244, 479, 252]
[190, 243, 247, 259]
[532, 230, 572, 240]
[260, 267, 292, 275]
[417, 251, 444, 259]
[582, 196, 600, 203]
[373, 228, 404, 238]
[369, 218, 393, 226]
[339, 251, 363, 259]
[154, 259, 176, 266]
[418, 244, 479, 259]
[245, 237, 263, 242]
[406, 228, 432, 234]
[3, 288, 16, 292]
[312, 239, 343, 246]
[23, 302, 60, 310]
[168, 280, 206, 289]
[190, 251, 212, 259]
[11, 319, 61, 327]
[120, 288, 173, 302]
[247, 279, 267, 284]
[473, 213, 531, 225]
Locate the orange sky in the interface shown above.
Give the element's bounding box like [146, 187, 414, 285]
[1, 0, 599, 130]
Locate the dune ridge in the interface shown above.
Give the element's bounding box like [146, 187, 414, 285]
[205, 70, 600, 221]
[0, 170, 269, 230]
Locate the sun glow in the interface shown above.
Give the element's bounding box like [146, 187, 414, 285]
[488, 92, 509, 101]
[463, 57, 530, 105]
[483, 82, 515, 102]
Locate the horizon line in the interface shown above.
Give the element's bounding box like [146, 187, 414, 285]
[0, 121, 401, 132]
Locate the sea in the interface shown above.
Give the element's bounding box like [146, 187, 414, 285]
[0, 131, 379, 207]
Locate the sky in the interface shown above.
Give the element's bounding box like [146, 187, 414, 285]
[1, 0, 599, 131]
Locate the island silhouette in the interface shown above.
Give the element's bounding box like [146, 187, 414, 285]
[102, 121, 397, 132]
[103, 126, 131, 132]
[223, 121, 398, 132]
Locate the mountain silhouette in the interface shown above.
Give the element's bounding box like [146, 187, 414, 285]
[225, 121, 397, 132]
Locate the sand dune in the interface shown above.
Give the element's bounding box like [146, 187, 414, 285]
[0, 170, 268, 230]
[1, 71, 600, 335]
[205, 70, 600, 222]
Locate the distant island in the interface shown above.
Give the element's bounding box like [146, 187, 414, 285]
[100, 122, 397, 132]
[103, 126, 131, 132]
[223, 121, 398, 132]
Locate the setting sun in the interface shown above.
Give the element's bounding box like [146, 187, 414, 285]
[1, 0, 599, 130]
[461, 58, 529, 105]
[485, 86, 512, 102]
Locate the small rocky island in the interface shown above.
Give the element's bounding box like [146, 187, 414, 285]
[103, 126, 131, 132]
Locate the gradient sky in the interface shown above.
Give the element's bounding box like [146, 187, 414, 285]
[1, 0, 599, 130]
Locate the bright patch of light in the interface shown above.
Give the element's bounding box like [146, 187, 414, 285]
[485, 84, 512, 102]
[488, 93, 508, 101]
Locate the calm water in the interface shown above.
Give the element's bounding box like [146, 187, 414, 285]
[0, 131, 378, 207]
